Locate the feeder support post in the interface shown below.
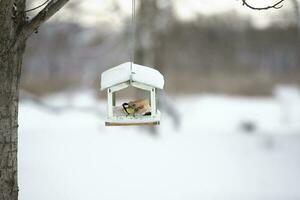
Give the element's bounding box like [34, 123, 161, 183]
[107, 89, 113, 118]
[151, 88, 156, 116]
[112, 92, 116, 106]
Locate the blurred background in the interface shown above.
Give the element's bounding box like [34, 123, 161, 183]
[19, 0, 300, 199]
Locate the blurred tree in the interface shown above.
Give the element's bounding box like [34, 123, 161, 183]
[133, 0, 180, 133]
[0, 1, 68, 199]
[134, 0, 174, 72]
[291, 0, 300, 35]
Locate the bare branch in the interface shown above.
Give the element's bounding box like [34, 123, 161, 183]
[241, 0, 285, 10]
[21, 0, 69, 39]
[20, 89, 106, 117]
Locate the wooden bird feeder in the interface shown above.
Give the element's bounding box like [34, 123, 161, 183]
[101, 62, 165, 126]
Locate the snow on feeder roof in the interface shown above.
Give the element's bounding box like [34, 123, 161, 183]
[101, 62, 164, 90]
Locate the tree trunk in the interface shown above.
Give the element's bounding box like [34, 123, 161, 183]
[0, 0, 68, 198]
[291, 0, 300, 36]
[0, 1, 26, 199]
[0, 46, 25, 200]
[134, 0, 157, 67]
[134, 0, 173, 72]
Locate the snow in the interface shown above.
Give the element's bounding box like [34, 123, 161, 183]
[101, 62, 165, 90]
[18, 90, 300, 200]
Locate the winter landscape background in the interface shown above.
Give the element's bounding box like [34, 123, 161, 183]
[19, 89, 300, 200]
[19, 0, 300, 199]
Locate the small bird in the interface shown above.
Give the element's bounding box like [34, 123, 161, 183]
[122, 103, 135, 115]
[122, 99, 151, 116]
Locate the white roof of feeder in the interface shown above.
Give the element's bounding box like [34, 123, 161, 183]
[101, 62, 164, 90]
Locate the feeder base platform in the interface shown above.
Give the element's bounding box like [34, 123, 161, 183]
[105, 121, 160, 126]
[105, 107, 161, 126]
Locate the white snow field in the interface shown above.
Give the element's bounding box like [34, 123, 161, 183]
[19, 89, 300, 200]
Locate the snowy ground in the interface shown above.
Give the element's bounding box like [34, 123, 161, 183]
[19, 88, 300, 200]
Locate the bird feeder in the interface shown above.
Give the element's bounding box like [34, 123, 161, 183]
[101, 62, 165, 126]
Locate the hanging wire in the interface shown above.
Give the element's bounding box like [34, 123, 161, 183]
[25, 0, 50, 12]
[130, 0, 136, 74]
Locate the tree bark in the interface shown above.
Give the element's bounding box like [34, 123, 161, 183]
[0, 44, 25, 200]
[0, 1, 26, 199]
[0, 0, 68, 199]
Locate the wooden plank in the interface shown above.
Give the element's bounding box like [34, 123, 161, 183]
[105, 121, 160, 126]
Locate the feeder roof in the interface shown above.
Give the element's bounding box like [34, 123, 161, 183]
[101, 62, 164, 90]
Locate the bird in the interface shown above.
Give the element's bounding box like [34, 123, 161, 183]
[122, 99, 151, 116]
[122, 102, 135, 115]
